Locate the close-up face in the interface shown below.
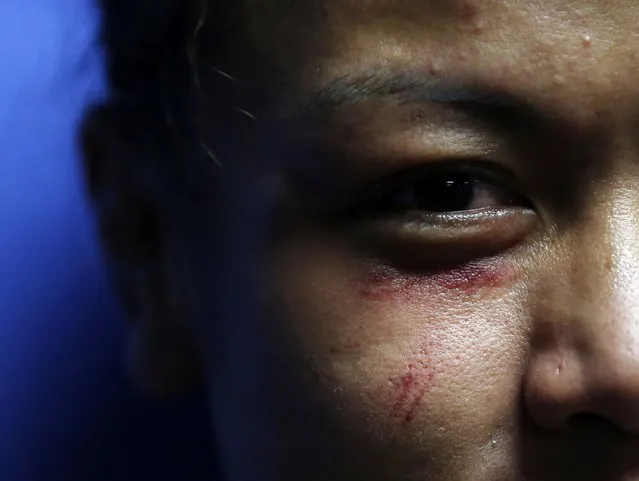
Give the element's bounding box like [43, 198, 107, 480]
[87, 0, 639, 480]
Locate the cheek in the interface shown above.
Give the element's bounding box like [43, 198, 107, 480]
[271, 244, 527, 436]
[386, 360, 436, 425]
[352, 260, 521, 425]
[358, 259, 516, 302]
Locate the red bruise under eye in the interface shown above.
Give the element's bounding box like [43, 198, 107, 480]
[359, 261, 513, 301]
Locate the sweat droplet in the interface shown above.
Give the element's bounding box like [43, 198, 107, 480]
[583, 35, 591, 48]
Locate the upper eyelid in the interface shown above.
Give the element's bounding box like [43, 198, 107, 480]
[364, 160, 521, 195]
[336, 160, 520, 213]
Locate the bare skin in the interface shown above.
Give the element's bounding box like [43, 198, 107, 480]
[86, 0, 639, 480]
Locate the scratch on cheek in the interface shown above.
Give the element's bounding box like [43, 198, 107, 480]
[360, 269, 415, 301]
[434, 262, 507, 290]
[388, 362, 436, 425]
[359, 260, 514, 301]
[460, 2, 479, 21]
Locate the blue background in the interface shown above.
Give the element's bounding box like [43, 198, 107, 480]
[0, 2, 215, 479]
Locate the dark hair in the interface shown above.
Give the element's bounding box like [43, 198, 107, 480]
[83, 0, 259, 320]
[90, 0, 255, 214]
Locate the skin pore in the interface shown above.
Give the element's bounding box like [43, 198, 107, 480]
[87, 0, 639, 480]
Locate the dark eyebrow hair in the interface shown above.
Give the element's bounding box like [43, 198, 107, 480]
[275, 66, 553, 143]
[304, 67, 520, 112]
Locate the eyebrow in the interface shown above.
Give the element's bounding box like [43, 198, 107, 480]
[303, 67, 521, 112]
[274, 66, 563, 147]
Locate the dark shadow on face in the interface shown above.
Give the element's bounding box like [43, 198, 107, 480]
[83, 1, 639, 480]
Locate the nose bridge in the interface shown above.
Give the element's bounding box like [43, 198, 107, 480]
[560, 184, 639, 347]
[590, 189, 639, 351]
[526, 186, 639, 432]
[561, 189, 639, 336]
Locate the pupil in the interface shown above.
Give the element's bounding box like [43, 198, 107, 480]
[414, 174, 475, 212]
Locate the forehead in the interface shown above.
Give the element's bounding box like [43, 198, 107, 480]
[249, 0, 639, 124]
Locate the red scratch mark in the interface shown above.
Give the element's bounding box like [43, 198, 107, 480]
[388, 362, 435, 425]
[460, 3, 479, 22]
[359, 269, 418, 301]
[359, 261, 513, 301]
[433, 262, 506, 291]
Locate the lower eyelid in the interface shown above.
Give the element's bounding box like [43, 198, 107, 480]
[345, 208, 538, 267]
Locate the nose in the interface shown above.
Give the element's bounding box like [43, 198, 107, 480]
[524, 195, 639, 434]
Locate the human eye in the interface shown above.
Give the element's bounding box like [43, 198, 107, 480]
[342, 161, 538, 266]
[369, 165, 528, 214]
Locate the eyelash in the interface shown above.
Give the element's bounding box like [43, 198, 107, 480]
[350, 160, 532, 218]
[335, 160, 538, 267]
